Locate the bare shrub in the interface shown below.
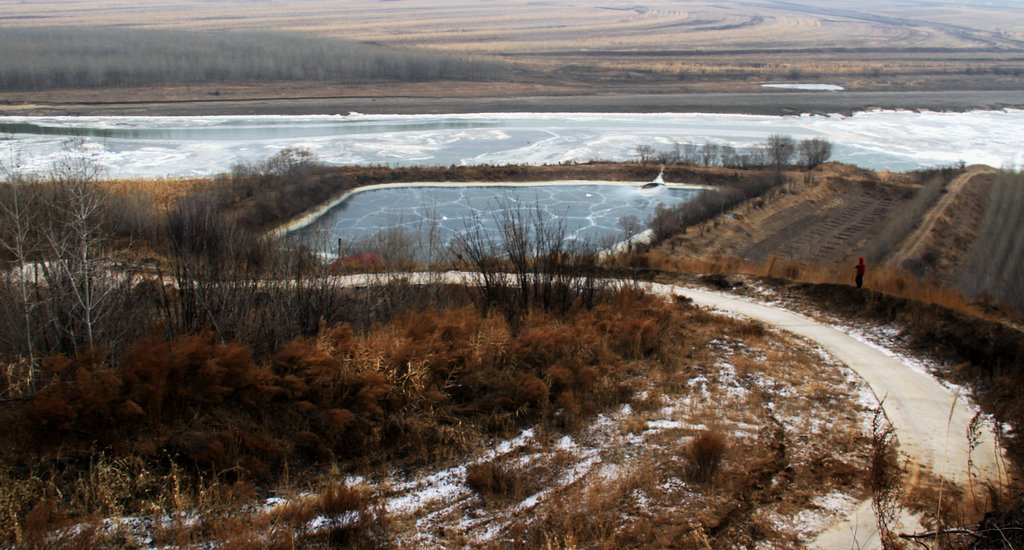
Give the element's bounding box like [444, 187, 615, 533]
[451, 198, 608, 321]
[870, 404, 904, 548]
[269, 481, 387, 547]
[466, 461, 527, 503]
[647, 173, 776, 244]
[689, 430, 727, 482]
[781, 261, 801, 280]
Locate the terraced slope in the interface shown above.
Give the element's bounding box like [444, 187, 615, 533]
[664, 163, 911, 269]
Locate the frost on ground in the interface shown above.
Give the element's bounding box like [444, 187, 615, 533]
[364, 321, 875, 548]
[44, 299, 879, 549]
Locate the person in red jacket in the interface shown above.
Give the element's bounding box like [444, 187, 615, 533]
[855, 257, 866, 288]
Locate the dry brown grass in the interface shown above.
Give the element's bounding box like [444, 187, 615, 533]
[0, 286, 676, 545]
[2, 0, 1022, 100]
[648, 249, 984, 319]
[444, 302, 876, 549]
[0, 283, 883, 548]
[689, 431, 728, 482]
[97, 177, 213, 212]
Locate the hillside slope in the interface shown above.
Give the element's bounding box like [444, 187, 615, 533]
[659, 162, 914, 268]
[655, 163, 1020, 314]
[886, 165, 998, 282]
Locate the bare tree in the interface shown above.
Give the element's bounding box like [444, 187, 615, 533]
[765, 134, 796, 185]
[635, 144, 656, 166]
[681, 142, 700, 165]
[618, 214, 644, 247]
[262, 147, 317, 179]
[717, 145, 734, 168]
[699, 140, 720, 167]
[0, 152, 42, 393]
[39, 141, 138, 352]
[798, 138, 833, 170]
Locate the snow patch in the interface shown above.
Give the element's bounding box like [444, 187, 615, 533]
[761, 83, 844, 91]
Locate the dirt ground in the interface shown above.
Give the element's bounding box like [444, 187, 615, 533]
[657, 163, 910, 268]
[886, 166, 998, 281]
[5, 84, 1024, 117]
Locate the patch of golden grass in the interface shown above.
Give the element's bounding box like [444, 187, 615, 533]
[649, 249, 984, 319]
[97, 177, 211, 212]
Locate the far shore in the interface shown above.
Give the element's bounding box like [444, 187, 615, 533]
[5, 89, 1024, 118]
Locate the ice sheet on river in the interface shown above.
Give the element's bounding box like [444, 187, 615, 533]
[2, 110, 1023, 178]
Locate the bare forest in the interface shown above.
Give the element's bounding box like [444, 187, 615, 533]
[0, 27, 508, 91]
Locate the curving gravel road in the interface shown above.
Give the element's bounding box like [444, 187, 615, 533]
[646, 282, 1008, 549]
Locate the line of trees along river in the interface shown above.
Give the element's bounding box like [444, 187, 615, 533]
[0, 27, 509, 91]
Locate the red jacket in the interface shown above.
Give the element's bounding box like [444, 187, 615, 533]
[855, 258, 866, 276]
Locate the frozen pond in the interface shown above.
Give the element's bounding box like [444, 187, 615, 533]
[290, 181, 704, 253]
[2, 110, 1023, 178]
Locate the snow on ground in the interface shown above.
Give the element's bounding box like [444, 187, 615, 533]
[761, 83, 845, 91]
[41, 281, 886, 548]
[361, 323, 875, 547]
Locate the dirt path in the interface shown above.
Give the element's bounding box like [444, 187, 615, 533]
[646, 282, 1008, 549]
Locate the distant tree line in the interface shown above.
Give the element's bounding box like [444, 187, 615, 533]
[0, 27, 509, 91]
[635, 135, 831, 173]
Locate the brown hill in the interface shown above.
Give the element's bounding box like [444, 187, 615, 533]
[886, 165, 998, 282]
[654, 163, 1021, 314]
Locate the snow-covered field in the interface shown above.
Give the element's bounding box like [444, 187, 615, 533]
[3, 109, 1023, 178]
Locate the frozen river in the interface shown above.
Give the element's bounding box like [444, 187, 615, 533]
[2, 110, 1023, 178]
[4, 110, 1021, 250]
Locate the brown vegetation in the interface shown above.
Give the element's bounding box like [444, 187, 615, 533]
[689, 430, 728, 482]
[0, 27, 507, 92]
[2, 144, 1022, 546]
[484, 309, 873, 548]
[652, 162, 1024, 316]
[0, 285, 679, 546]
[2, 0, 1024, 114]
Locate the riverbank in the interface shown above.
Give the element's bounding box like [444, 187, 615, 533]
[5, 87, 1024, 117]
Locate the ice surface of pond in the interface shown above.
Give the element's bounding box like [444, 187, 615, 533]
[290, 181, 703, 253]
[2, 110, 1023, 179]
